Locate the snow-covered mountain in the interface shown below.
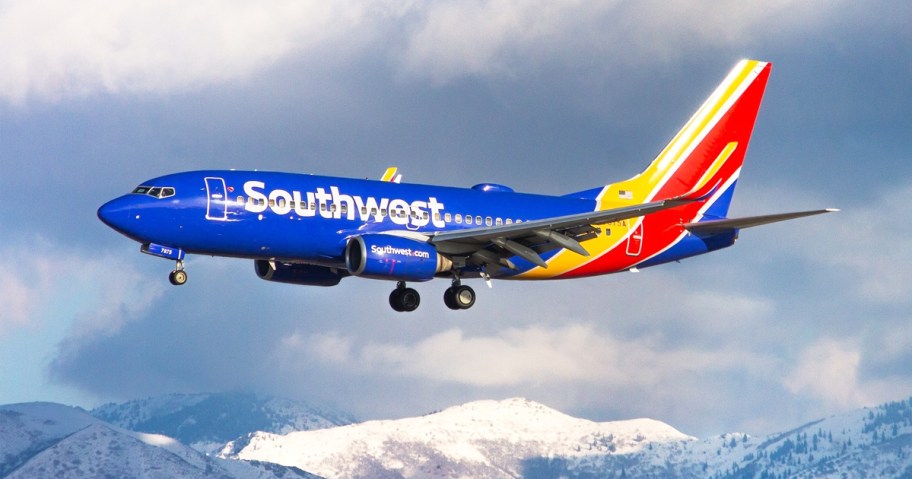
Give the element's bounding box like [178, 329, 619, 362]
[4, 395, 912, 478]
[225, 396, 912, 479]
[224, 397, 696, 478]
[92, 392, 353, 454]
[0, 402, 323, 479]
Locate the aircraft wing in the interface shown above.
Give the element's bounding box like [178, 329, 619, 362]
[428, 196, 695, 269]
[684, 208, 838, 234]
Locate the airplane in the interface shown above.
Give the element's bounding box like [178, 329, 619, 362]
[98, 59, 835, 312]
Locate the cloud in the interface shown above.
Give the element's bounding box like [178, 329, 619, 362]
[0, 234, 163, 338]
[0, 0, 856, 104]
[397, 0, 848, 83]
[0, 0, 385, 103]
[277, 324, 776, 388]
[779, 182, 912, 305]
[0, 257, 44, 334]
[782, 338, 864, 408]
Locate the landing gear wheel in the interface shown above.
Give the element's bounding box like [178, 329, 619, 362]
[389, 283, 420, 312]
[444, 285, 475, 310]
[453, 285, 475, 309]
[169, 269, 188, 286]
[444, 287, 460, 310]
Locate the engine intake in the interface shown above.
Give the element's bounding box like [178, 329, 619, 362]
[345, 234, 452, 281]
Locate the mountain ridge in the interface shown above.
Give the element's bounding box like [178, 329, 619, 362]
[3, 394, 912, 478]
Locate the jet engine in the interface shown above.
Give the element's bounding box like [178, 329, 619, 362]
[345, 234, 452, 281]
[254, 260, 346, 287]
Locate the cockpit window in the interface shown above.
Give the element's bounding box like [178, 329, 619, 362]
[131, 185, 176, 199]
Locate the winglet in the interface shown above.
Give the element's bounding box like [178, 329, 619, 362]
[381, 167, 402, 183]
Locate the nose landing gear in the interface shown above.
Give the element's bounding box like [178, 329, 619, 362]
[168, 261, 188, 286]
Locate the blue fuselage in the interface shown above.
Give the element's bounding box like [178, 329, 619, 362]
[99, 170, 597, 270]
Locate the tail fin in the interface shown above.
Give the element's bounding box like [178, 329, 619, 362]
[599, 59, 772, 219]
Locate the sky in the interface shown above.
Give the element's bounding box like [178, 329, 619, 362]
[0, 0, 910, 438]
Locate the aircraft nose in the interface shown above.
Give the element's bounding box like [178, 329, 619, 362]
[97, 196, 133, 233]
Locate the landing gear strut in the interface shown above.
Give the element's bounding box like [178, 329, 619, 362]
[444, 278, 475, 310]
[389, 281, 420, 312]
[168, 261, 188, 286]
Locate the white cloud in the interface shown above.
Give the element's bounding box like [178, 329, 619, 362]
[398, 0, 847, 83]
[0, 235, 163, 338]
[277, 324, 776, 388]
[0, 260, 44, 334]
[786, 182, 912, 304]
[0, 0, 853, 103]
[0, 0, 387, 103]
[783, 337, 912, 412]
[783, 338, 865, 409]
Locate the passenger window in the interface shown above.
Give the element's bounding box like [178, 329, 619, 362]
[485, 217, 492, 226]
[341, 205, 348, 214]
[444, 213, 451, 223]
[269, 199, 276, 207]
[455, 214, 462, 223]
[360, 207, 367, 215]
[320, 204, 326, 212]
[475, 216, 482, 225]
[465, 215, 473, 225]
[506, 219, 513, 224]
[237, 196, 245, 204]
[495, 218, 502, 225]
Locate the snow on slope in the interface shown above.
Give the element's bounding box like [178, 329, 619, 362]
[0, 402, 323, 479]
[93, 392, 353, 453]
[227, 397, 694, 479]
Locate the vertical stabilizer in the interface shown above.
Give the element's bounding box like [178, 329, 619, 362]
[601, 59, 771, 213]
[539, 60, 772, 278]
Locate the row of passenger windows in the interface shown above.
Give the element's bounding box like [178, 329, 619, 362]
[237, 195, 523, 226]
[132, 186, 175, 199]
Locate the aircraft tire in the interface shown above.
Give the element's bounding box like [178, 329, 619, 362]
[169, 270, 188, 286]
[453, 285, 475, 309]
[443, 287, 460, 310]
[390, 287, 420, 312]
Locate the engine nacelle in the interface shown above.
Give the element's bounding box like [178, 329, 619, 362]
[345, 234, 452, 281]
[254, 260, 345, 287]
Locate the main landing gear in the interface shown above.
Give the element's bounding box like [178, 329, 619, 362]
[168, 261, 188, 286]
[444, 279, 475, 310]
[389, 281, 420, 312]
[388, 279, 476, 312]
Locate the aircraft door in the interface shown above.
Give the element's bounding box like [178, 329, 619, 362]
[205, 177, 228, 220]
[626, 222, 643, 256]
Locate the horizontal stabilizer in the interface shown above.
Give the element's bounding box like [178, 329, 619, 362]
[684, 209, 838, 234]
